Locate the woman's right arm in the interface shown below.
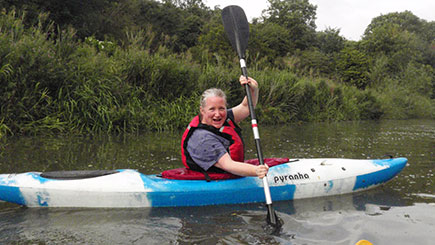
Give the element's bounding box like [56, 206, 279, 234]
[214, 153, 269, 178]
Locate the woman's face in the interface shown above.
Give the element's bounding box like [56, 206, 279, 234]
[200, 96, 227, 128]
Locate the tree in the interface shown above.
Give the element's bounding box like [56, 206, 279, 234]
[295, 48, 332, 75]
[363, 10, 433, 57]
[335, 46, 371, 89]
[249, 22, 293, 61]
[315, 27, 345, 54]
[196, 10, 235, 62]
[362, 11, 434, 69]
[137, 0, 212, 52]
[0, 0, 141, 41]
[364, 11, 426, 40]
[262, 0, 317, 52]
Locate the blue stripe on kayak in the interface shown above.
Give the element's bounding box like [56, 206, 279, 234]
[30, 173, 52, 184]
[141, 176, 296, 207]
[0, 185, 26, 205]
[147, 185, 296, 207]
[271, 185, 296, 202]
[353, 158, 407, 191]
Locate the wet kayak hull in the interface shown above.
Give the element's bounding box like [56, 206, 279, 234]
[0, 158, 407, 208]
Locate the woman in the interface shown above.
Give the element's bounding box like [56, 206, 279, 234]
[181, 75, 269, 179]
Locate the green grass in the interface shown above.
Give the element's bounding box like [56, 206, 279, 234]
[0, 10, 433, 136]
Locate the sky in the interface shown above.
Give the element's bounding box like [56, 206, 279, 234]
[203, 0, 434, 41]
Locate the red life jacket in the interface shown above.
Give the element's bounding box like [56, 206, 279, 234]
[181, 115, 244, 173]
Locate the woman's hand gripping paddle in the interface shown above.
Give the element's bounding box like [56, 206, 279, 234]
[222, 5, 282, 231]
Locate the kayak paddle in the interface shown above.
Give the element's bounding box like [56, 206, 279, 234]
[221, 5, 282, 230]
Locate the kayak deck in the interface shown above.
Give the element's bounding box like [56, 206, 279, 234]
[0, 158, 407, 208]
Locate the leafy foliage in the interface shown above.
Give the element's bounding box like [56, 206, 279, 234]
[262, 0, 317, 51]
[335, 46, 371, 89]
[0, 1, 434, 135]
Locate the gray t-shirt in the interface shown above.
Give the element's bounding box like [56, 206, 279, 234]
[186, 129, 230, 170]
[186, 110, 235, 171]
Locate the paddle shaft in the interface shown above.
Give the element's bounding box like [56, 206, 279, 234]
[240, 59, 277, 225]
[222, 5, 279, 227]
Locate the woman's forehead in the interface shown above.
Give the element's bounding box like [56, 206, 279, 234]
[203, 96, 227, 107]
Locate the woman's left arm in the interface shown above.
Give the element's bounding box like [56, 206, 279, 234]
[232, 76, 259, 123]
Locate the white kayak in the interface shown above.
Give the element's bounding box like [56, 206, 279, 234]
[0, 157, 407, 208]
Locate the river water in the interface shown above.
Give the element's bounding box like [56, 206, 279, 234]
[0, 119, 434, 244]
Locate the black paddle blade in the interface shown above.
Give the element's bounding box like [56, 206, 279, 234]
[222, 5, 249, 59]
[266, 205, 283, 233]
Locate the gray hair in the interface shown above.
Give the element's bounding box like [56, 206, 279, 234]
[200, 88, 227, 108]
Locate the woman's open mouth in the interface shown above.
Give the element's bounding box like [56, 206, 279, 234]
[212, 118, 224, 126]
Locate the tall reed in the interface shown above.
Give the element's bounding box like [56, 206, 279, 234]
[0, 10, 432, 136]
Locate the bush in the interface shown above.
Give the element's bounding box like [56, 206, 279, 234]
[0, 9, 433, 136]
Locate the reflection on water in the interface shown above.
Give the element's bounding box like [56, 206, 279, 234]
[0, 119, 434, 244]
[0, 132, 182, 174]
[1, 192, 433, 244]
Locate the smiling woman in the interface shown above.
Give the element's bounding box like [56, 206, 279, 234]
[180, 76, 268, 179]
[199, 88, 228, 128]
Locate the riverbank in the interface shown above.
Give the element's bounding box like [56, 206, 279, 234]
[1, 11, 433, 136]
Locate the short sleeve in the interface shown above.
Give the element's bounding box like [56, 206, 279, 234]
[227, 109, 235, 121]
[186, 129, 230, 170]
